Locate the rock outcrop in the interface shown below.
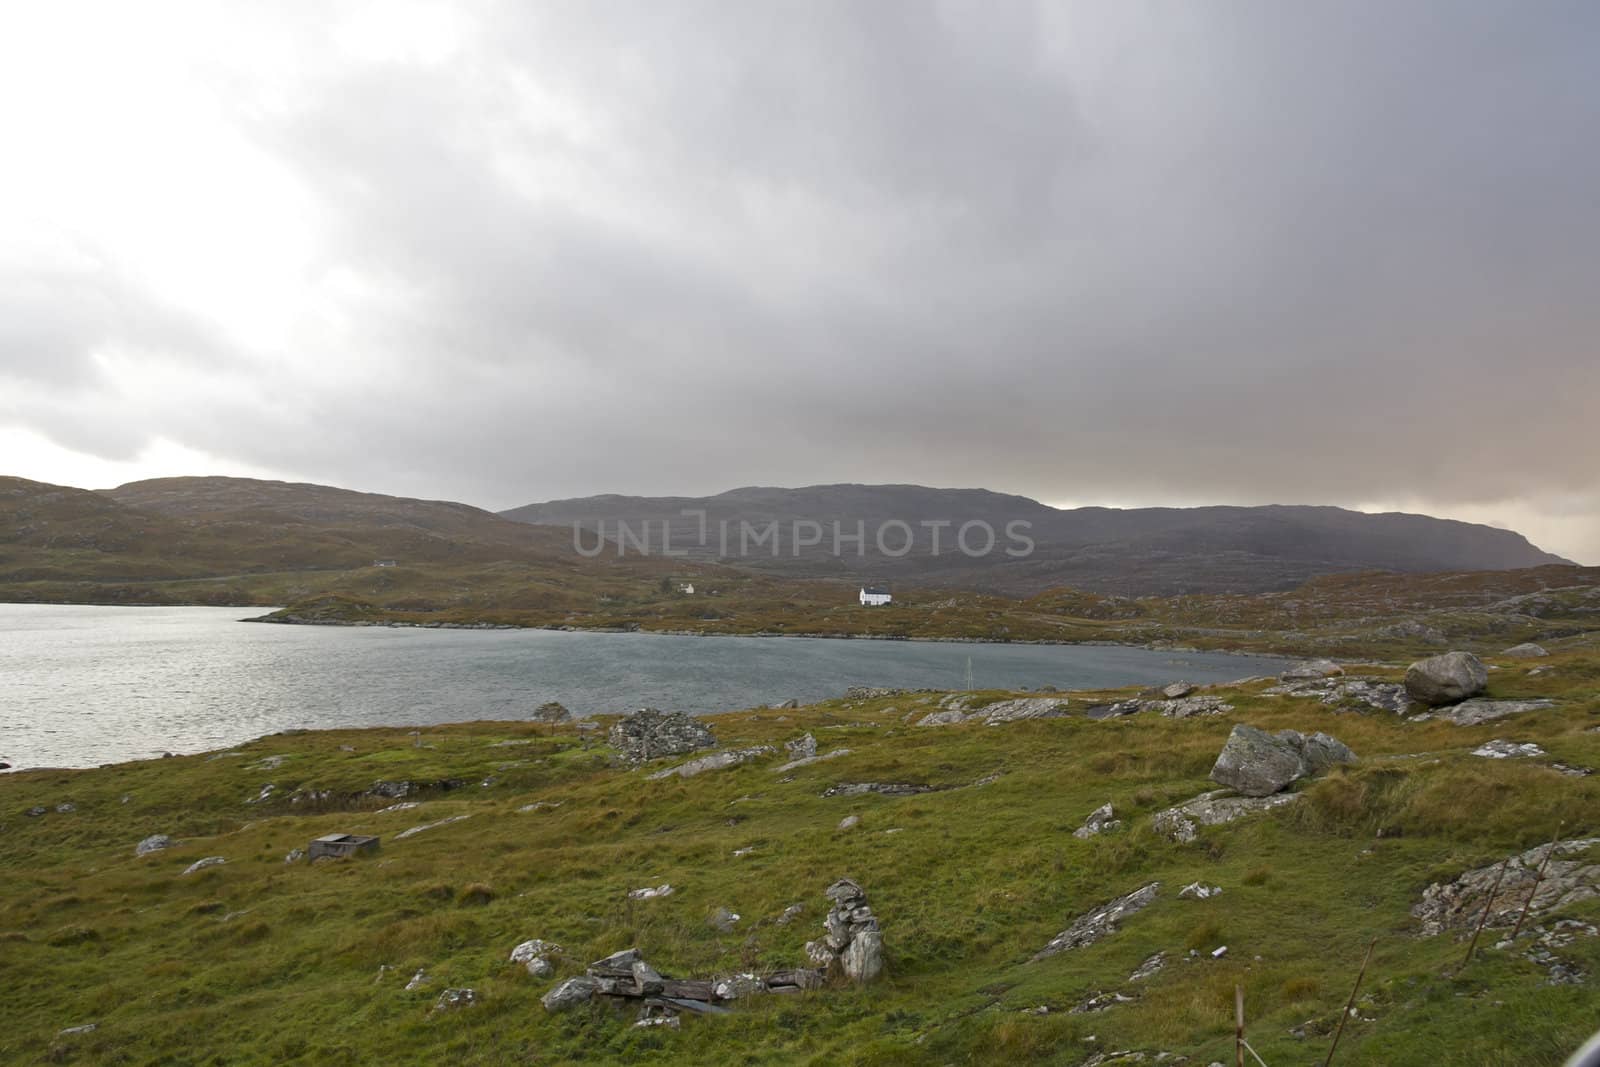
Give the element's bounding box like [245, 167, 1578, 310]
[608, 708, 716, 764]
[135, 834, 177, 857]
[541, 946, 820, 1017]
[1178, 882, 1222, 900]
[1280, 659, 1344, 680]
[821, 782, 939, 798]
[1031, 882, 1160, 961]
[1501, 643, 1549, 659]
[805, 879, 884, 983]
[916, 696, 1070, 726]
[645, 745, 774, 781]
[1472, 739, 1545, 759]
[1208, 724, 1356, 797]
[1413, 838, 1600, 936]
[1429, 698, 1556, 726]
[433, 988, 477, 1011]
[510, 939, 562, 977]
[1148, 695, 1233, 718]
[1403, 651, 1488, 706]
[1263, 676, 1411, 714]
[1151, 789, 1300, 843]
[1073, 802, 1121, 839]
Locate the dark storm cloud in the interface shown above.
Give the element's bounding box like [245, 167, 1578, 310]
[5, 1, 1600, 559]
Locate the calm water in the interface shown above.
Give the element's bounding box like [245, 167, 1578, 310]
[0, 604, 1292, 769]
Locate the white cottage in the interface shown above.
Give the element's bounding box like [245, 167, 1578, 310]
[859, 584, 892, 607]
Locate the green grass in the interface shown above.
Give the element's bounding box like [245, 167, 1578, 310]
[3, 649, 1600, 1064]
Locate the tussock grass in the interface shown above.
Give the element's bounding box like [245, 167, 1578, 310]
[1, 654, 1598, 1063]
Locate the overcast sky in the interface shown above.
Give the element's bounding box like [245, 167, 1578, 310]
[3, 2, 1598, 562]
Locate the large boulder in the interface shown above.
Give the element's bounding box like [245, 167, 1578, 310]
[1210, 725, 1304, 796]
[1209, 724, 1356, 797]
[607, 708, 716, 764]
[1403, 651, 1488, 706]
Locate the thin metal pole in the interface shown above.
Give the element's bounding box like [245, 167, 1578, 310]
[1462, 855, 1512, 968]
[1510, 822, 1564, 944]
[1325, 937, 1376, 1066]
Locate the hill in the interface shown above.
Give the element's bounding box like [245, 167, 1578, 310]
[0, 475, 698, 613]
[3, 644, 1598, 1063]
[5, 475, 1598, 657]
[502, 485, 1571, 596]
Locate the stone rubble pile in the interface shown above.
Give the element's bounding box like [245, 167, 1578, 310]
[805, 878, 885, 983]
[608, 708, 717, 764]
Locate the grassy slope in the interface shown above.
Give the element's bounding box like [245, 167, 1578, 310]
[3, 647, 1599, 1065]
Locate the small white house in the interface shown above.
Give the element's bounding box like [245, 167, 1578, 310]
[859, 584, 892, 607]
[677, 582, 695, 595]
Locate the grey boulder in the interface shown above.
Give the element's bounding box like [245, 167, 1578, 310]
[1209, 724, 1356, 797]
[1403, 651, 1488, 706]
[541, 976, 598, 1012]
[1501, 643, 1549, 659]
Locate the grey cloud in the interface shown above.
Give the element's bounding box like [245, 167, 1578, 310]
[4, 1, 1599, 560]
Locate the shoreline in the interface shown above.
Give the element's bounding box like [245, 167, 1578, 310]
[242, 612, 1296, 659]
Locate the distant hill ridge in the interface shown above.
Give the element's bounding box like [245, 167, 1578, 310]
[501, 483, 1571, 596]
[0, 474, 1572, 598]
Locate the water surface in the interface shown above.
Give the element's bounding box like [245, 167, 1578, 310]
[0, 604, 1292, 769]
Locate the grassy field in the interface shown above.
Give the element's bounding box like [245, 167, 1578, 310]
[3, 643, 1598, 1065]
